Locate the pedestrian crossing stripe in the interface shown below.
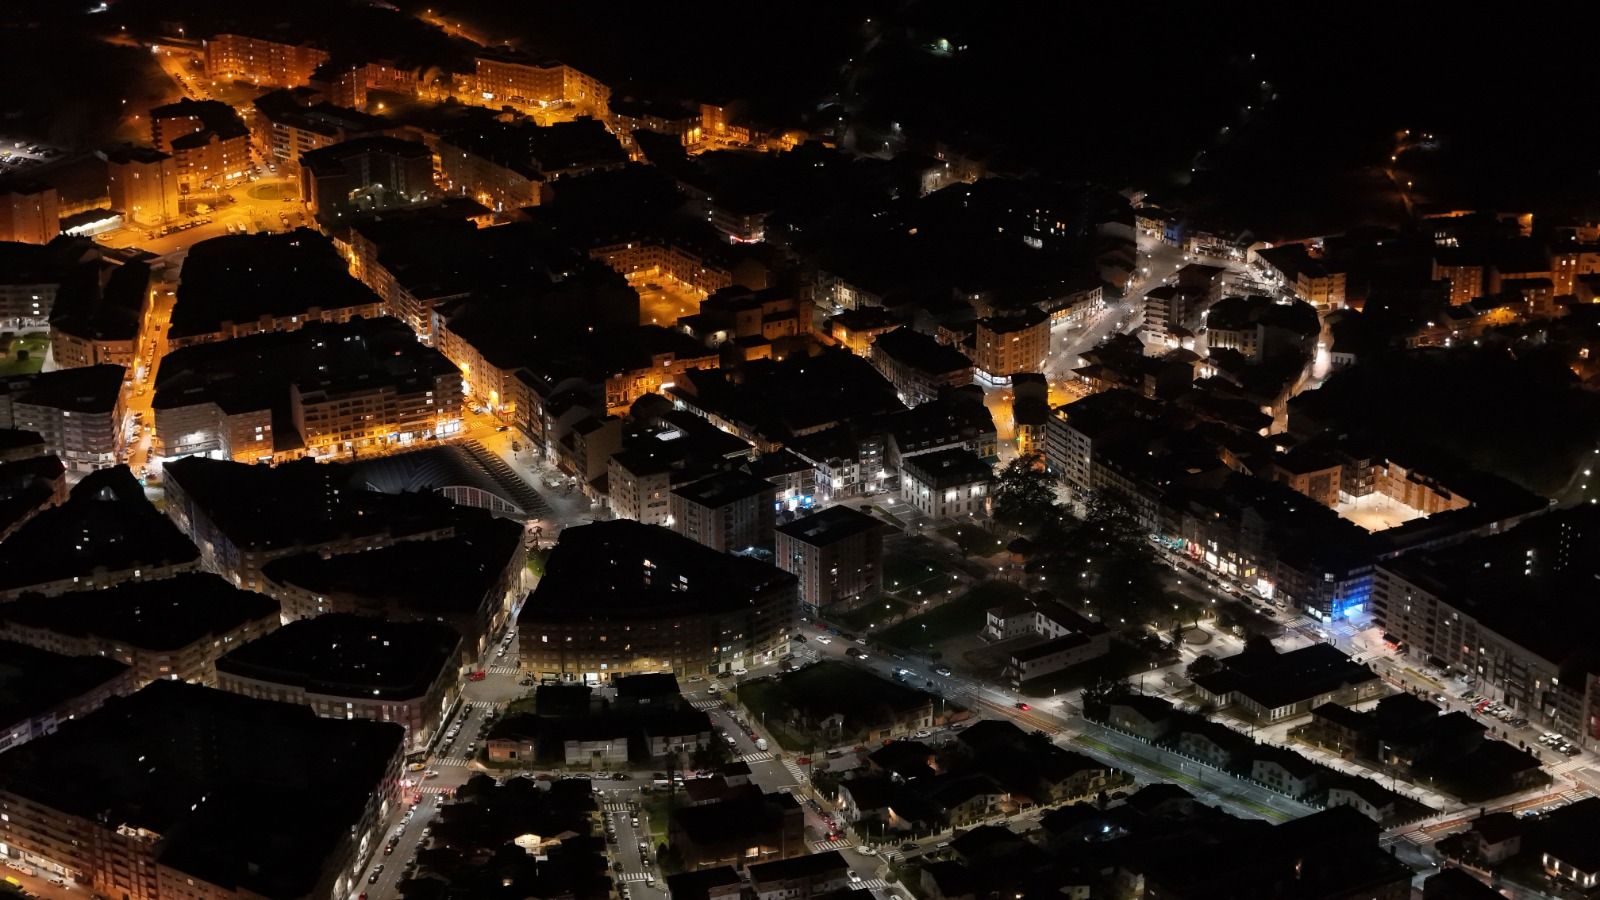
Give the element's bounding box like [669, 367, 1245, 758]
[470, 700, 509, 710]
[742, 751, 773, 763]
[691, 699, 720, 710]
[434, 758, 470, 767]
[604, 802, 636, 812]
[811, 839, 852, 851]
[858, 879, 887, 891]
[618, 873, 656, 883]
[416, 785, 453, 794]
[488, 665, 519, 675]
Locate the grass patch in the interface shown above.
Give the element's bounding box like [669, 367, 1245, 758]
[0, 334, 48, 376]
[877, 581, 1024, 650]
[938, 523, 1008, 557]
[639, 792, 673, 846]
[833, 596, 910, 633]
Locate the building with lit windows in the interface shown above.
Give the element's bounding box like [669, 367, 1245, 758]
[260, 511, 524, 666]
[152, 317, 461, 463]
[103, 146, 181, 226]
[869, 327, 975, 406]
[49, 258, 152, 371]
[254, 88, 396, 174]
[216, 614, 462, 754]
[458, 52, 610, 117]
[0, 180, 60, 245]
[0, 573, 280, 687]
[148, 99, 252, 192]
[299, 136, 435, 223]
[438, 118, 627, 212]
[900, 448, 992, 520]
[970, 309, 1049, 382]
[0, 680, 402, 900]
[0, 466, 201, 602]
[774, 506, 882, 615]
[0, 364, 126, 472]
[669, 469, 776, 553]
[0, 640, 133, 755]
[517, 519, 796, 682]
[204, 33, 330, 87]
[168, 229, 386, 348]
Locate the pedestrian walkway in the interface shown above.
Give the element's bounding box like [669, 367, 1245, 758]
[781, 759, 808, 783]
[690, 699, 721, 711]
[603, 802, 636, 813]
[811, 838, 852, 852]
[470, 700, 509, 710]
[434, 757, 471, 768]
[416, 785, 453, 795]
[857, 879, 888, 890]
[487, 665, 520, 676]
[618, 873, 654, 883]
[460, 440, 550, 518]
[741, 751, 774, 763]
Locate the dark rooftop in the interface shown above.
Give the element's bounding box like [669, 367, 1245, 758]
[0, 639, 130, 740]
[0, 680, 401, 897]
[518, 519, 794, 624]
[775, 505, 881, 546]
[0, 573, 278, 652]
[0, 466, 199, 594]
[215, 613, 460, 700]
[170, 229, 382, 340]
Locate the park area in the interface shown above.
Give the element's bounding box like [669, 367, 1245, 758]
[876, 580, 1026, 653]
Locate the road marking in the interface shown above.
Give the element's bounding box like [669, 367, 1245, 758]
[434, 758, 471, 768]
[618, 873, 654, 883]
[487, 665, 519, 675]
[691, 699, 721, 711]
[811, 838, 853, 851]
[742, 751, 774, 763]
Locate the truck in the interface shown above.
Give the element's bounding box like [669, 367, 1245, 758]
[755, 738, 768, 752]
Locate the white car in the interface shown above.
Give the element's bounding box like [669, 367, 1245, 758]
[816, 636, 833, 645]
[849, 871, 862, 882]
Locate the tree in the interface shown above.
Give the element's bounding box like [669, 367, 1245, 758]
[991, 452, 1061, 531]
[1185, 653, 1221, 680]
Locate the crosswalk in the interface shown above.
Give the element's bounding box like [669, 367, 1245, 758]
[487, 665, 520, 676]
[741, 751, 774, 763]
[434, 757, 471, 768]
[691, 699, 721, 711]
[811, 838, 853, 852]
[603, 802, 636, 813]
[471, 699, 510, 710]
[856, 879, 887, 891]
[781, 759, 808, 784]
[416, 785, 453, 795]
[617, 873, 654, 883]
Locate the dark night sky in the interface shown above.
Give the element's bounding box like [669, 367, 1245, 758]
[5, 0, 1596, 236]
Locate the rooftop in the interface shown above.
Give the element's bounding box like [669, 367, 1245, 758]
[163, 455, 465, 555]
[671, 469, 774, 508]
[0, 639, 130, 737]
[0, 573, 278, 652]
[0, 466, 198, 593]
[0, 680, 401, 897]
[901, 448, 993, 488]
[216, 613, 460, 700]
[5, 363, 125, 413]
[170, 229, 382, 340]
[261, 511, 522, 616]
[775, 505, 881, 547]
[518, 519, 793, 623]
